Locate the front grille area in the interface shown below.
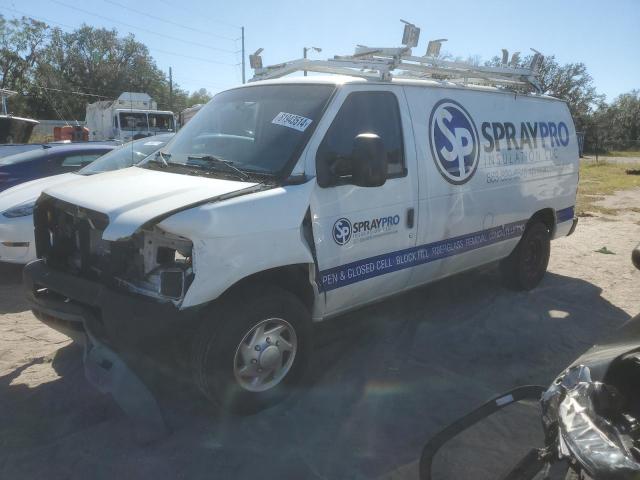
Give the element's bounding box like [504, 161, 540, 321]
[34, 194, 113, 279]
[34, 195, 194, 301]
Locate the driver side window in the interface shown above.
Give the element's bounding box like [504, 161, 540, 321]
[316, 91, 405, 186]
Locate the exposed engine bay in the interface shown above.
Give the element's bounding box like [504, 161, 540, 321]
[34, 194, 194, 303]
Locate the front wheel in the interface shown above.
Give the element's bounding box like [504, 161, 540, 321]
[191, 284, 312, 414]
[500, 221, 551, 291]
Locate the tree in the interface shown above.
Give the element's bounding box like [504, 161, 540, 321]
[592, 90, 640, 151]
[0, 16, 49, 114]
[187, 88, 213, 107]
[30, 25, 176, 120]
[486, 55, 604, 133]
[535, 56, 604, 132]
[0, 15, 209, 120]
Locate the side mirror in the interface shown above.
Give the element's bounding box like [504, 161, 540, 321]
[351, 133, 387, 187]
[632, 244, 640, 270]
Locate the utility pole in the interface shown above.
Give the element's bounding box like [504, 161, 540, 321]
[169, 66, 173, 112]
[241, 26, 246, 84]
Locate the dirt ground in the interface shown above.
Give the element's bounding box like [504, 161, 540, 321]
[2, 197, 640, 479]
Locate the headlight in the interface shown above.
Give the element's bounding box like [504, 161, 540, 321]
[542, 365, 640, 477]
[2, 201, 36, 218]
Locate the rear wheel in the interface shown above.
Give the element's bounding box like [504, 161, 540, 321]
[191, 284, 312, 414]
[500, 221, 551, 291]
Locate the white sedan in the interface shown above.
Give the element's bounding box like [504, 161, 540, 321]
[0, 134, 174, 264]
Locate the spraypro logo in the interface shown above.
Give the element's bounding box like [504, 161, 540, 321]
[429, 99, 480, 185]
[333, 218, 352, 245]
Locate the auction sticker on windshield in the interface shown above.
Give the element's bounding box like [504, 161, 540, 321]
[272, 112, 313, 132]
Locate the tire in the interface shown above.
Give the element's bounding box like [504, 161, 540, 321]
[191, 284, 312, 414]
[500, 221, 551, 291]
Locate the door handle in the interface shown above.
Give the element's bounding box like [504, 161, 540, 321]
[406, 207, 415, 229]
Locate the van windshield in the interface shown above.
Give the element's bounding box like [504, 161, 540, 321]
[77, 134, 173, 175]
[119, 112, 148, 131]
[148, 113, 174, 131]
[147, 84, 334, 177]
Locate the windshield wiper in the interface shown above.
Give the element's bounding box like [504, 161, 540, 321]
[187, 155, 250, 181]
[153, 150, 172, 168]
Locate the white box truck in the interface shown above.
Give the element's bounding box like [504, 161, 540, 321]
[25, 28, 579, 414]
[85, 92, 175, 141]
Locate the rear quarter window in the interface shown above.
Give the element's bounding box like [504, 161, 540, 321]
[60, 153, 104, 167]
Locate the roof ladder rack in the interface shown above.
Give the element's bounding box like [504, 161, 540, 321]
[250, 21, 544, 93]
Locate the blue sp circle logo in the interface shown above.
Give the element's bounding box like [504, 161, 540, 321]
[429, 99, 479, 185]
[332, 218, 352, 245]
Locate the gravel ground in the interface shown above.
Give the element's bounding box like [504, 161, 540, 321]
[1, 205, 639, 479]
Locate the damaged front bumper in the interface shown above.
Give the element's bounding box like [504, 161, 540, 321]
[24, 259, 205, 437]
[24, 259, 201, 356]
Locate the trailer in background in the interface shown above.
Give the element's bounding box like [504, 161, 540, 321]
[178, 103, 204, 129]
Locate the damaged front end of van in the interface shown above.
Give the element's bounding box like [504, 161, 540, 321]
[32, 195, 196, 305]
[24, 196, 203, 436]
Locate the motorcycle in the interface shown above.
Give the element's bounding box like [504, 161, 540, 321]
[420, 246, 640, 480]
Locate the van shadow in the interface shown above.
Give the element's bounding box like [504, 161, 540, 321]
[0, 262, 29, 314]
[0, 267, 633, 479]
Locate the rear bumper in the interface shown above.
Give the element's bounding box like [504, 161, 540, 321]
[23, 260, 201, 356]
[553, 216, 578, 239]
[567, 216, 579, 236]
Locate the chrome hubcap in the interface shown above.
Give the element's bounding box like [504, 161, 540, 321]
[233, 318, 297, 392]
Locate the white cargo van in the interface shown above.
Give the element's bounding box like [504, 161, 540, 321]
[24, 39, 579, 413]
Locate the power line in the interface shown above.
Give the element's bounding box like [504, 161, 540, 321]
[151, 47, 237, 66]
[29, 85, 114, 99]
[2, 6, 77, 30]
[2, 7, 238, 67]
[50, 0, 238, 54]
[37, 85, 71, 125]
[174, 76, 233, 89]
[104, 0, 241, 41]
[155, 0, 241, 29]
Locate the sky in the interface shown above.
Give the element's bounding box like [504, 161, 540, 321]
[2, 0, 639, 105]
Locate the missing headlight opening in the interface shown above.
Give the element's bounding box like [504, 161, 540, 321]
[34, 195, 194, 302]
[131, 227, 194, 300]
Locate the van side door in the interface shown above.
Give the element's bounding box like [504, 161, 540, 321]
[309, 86, 419, 317]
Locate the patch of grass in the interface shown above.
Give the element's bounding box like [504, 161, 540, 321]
[601, 151, 640, 158]
[577, 161, 640, 215]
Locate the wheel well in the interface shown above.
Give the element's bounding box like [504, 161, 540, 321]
[529, 208, 556, 235]
[221, 264, 315, 311]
